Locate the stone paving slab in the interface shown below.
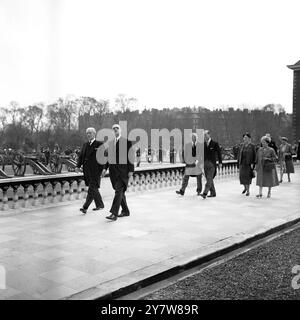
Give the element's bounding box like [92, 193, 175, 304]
[0, 168, 299, 300]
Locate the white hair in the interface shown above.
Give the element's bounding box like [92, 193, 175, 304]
[191, 133, 198, 139]
[86, 127, 96, 134]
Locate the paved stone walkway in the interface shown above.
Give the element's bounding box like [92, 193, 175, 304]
[0, 167, 299, 299]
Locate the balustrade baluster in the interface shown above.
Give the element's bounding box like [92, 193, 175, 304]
[1, 186, 10, 211]
[68, 180, 76, 201]
[23, 184, 30, 208]
[42, 182, 49, 205]
[51, 181, 58, 203]
[33, 183, 40, 206]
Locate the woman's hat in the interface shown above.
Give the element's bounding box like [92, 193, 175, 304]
[281, 137, 288, 141]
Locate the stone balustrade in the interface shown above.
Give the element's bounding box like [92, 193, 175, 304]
[0, 161, 239, 212]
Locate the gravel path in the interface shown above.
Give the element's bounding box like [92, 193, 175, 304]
[144, 228, 300, 300]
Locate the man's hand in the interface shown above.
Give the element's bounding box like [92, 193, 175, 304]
[101, 169, 107, 178]
[128, 172, 133, 179]
[218, 163, 223, 169]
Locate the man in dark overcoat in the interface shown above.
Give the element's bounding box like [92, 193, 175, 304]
[200, 130, 223, 199]
[76, 127, 104, 214]
[102, 124, 134, 221]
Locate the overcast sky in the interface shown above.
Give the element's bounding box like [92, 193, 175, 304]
[0, 0, 299, 112]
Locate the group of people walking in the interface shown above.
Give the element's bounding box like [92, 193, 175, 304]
[176, 131, 295, 199]
[238, 133, 294, 198]
[76, 125, 134, 222]
[76, 126, 296, 223]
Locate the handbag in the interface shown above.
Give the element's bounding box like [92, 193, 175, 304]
[263, 159, 275, 171]
[285, 154, 292, 161]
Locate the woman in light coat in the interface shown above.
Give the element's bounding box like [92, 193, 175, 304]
[255, 136, 279, 198]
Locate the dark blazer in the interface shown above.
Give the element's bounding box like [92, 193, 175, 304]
[77, 140, 103, 188]
[204, 140, 222, 167]
[268, 140, 278, 155]
[105, 137, 135, 191]
[237, 143, 256, 168]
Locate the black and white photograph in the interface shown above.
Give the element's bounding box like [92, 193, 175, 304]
[0, 0, 299, 309]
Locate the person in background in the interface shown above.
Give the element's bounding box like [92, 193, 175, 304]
[297, 140, 300, 162]
[278, 137, 294, 183]
[255, 136, 279, 198]
[200, 130, 222, 199]
[237, 133, 256, 196]
[136, 147, 141, 167]
[265, 133, 278, 155]
[176, 133, 203, 196]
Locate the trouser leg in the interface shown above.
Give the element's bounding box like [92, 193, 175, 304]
[181, 175, 190, 193]
[83, 182, 103, 209]
[121, 193, 130, 213]
[203, 161, 216, 196]
[196, 174, 202, 193]
[110, 179, 125, 216]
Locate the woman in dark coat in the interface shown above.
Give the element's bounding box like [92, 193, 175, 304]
[278, 137, 294, 183]
[237, 133, 256, 196]
[255, 136, 279, 198]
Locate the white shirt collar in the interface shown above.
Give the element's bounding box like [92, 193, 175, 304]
[115, 135, 121, 142]
[89, 138, 95, 145]
[207, 138, 211, 145]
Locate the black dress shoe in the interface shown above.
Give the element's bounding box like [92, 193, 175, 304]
[106, 213, 117, 221]
[207, 194, 216, 198]
[200, 193, 207, 199]
[242, 189, 247, 194]
[176, 190, 184, 196]
[118, 211, 130, 217]
[93, 206, 104, 211]
[79, 208, 87, 214]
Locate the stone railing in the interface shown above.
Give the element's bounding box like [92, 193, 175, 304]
[0, 160, 239, 212]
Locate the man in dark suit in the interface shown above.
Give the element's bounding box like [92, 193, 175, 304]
[76, 127, 104, 214]
[176, 133, 203, 196]
[102, 124, 135, 221]
[200, 130, 222, 199]
[266, 133, 278, 155]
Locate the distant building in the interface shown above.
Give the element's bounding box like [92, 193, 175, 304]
[287, 60, 300, 141]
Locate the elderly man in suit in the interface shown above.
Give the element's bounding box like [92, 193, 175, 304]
[200, 130, 222, 199]
[76, 127, 104, 214]
[102, 124, 135, 221]
[176, 133, 203, 196]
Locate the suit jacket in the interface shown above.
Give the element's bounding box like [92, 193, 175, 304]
[204, 139, 222, 167]
[183, 141, 204, 176]
[77, 140, 103, 188]
[105, 137, 135, 191]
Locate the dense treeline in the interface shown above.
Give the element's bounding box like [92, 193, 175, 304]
[0, 96, 293, 152]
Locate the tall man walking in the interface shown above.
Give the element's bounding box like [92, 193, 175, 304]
[176, 133, 203, 196]
[76, 127, 104, 214]
[102, 124, 135, 221]
[200, 130, 222, 199]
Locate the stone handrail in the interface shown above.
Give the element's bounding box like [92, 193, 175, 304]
[0, 160, 239, 212]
